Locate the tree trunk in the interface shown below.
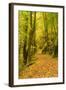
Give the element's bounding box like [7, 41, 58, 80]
[23, 17, 28, 65]
[27, 11, 32, 64]
[42, 13, 48, 53]
[32, 12, 36, 54]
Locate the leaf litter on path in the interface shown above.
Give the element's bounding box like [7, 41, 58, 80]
[19, 54, 58, 79]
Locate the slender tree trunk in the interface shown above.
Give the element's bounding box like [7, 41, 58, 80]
[23, 17, 28, 65]
[27, 12, 37, 65]
[53, 15, 58, 57]
[27, 11, 32, 64]
[23, 39, 27, 65]
[42, 13, 48, 53]
[32, 12, 36, 54]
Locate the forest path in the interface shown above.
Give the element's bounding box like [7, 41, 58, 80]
[19, 54, 58, 79]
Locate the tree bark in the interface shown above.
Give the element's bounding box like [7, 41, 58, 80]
[23, 17, 28, 65]
[27, 11, 32, 64]
[32, 12, 36, 54]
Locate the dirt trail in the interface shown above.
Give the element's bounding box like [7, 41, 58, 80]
[19, 54, 58, 79]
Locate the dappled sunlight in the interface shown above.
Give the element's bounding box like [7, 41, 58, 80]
[18, 11, 58, 79]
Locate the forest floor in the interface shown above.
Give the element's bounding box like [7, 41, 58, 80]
[19, 53, 58, 79]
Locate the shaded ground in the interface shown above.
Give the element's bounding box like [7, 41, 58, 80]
[19, 53, 58, 79]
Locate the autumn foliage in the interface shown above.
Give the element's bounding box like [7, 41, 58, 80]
[18, 11, 58, 79]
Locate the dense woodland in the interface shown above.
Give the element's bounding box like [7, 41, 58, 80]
[18, 11, 58, 78]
